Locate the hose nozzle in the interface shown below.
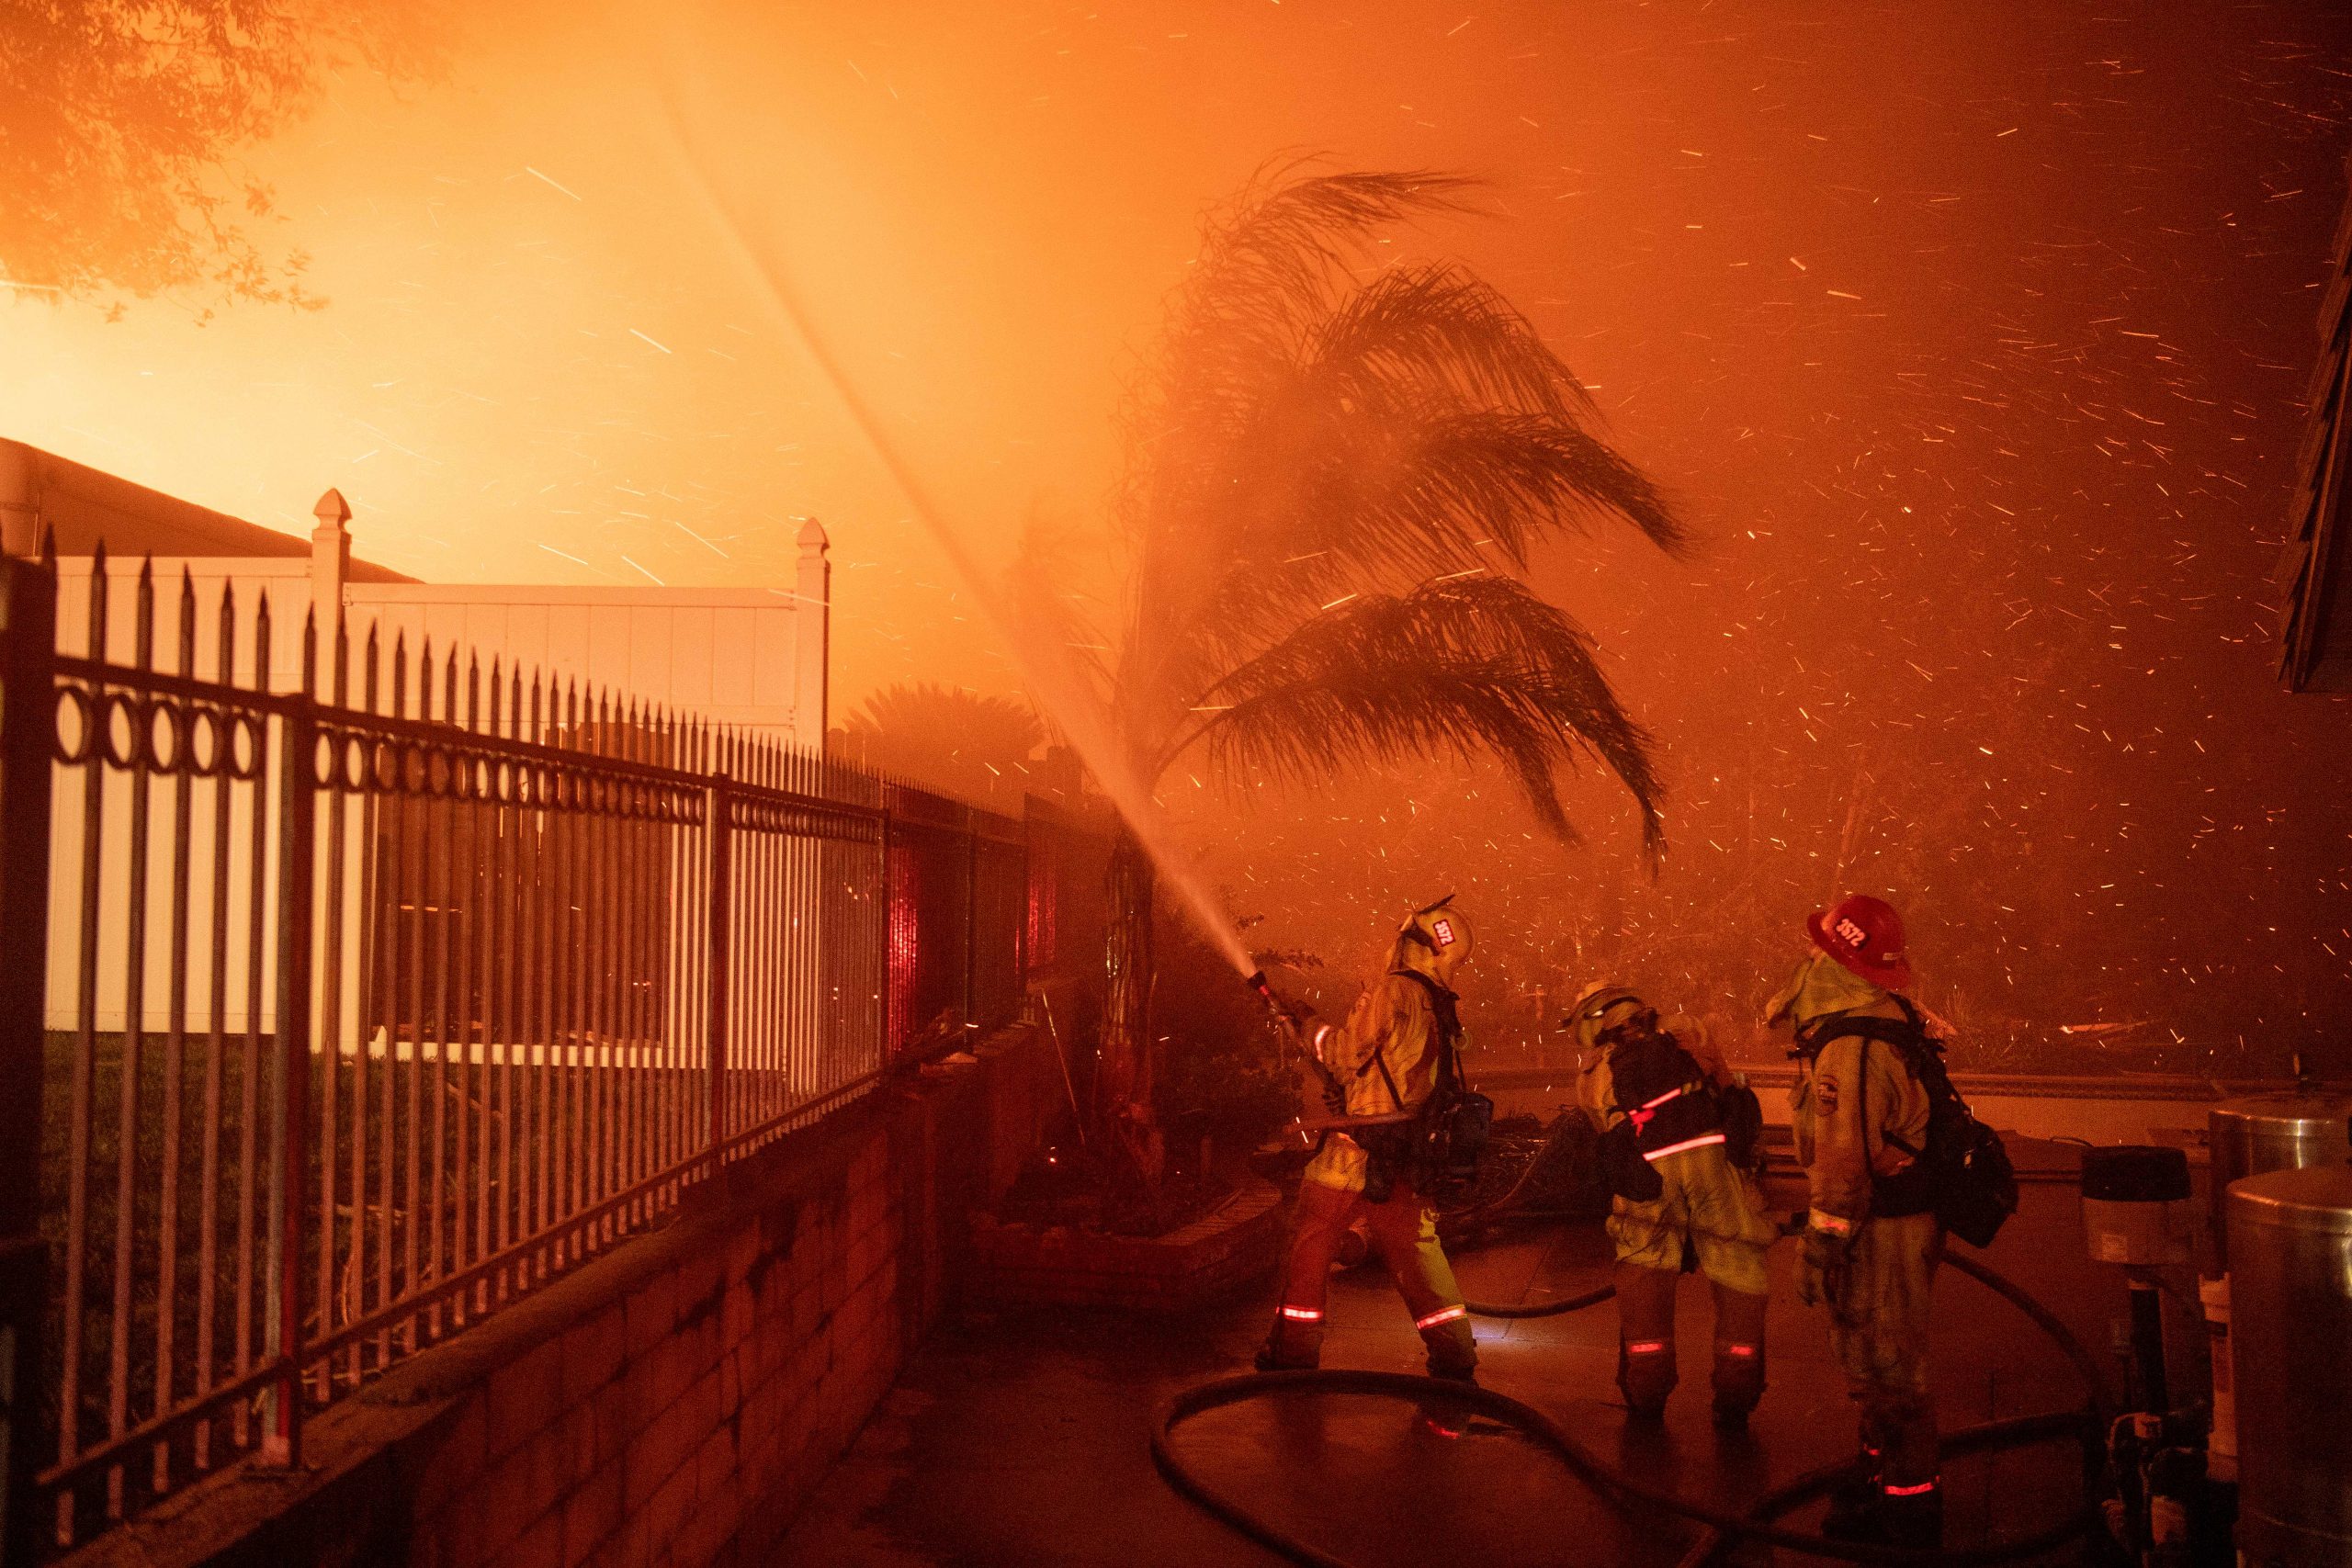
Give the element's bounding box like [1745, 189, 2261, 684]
[1245, 970, 1302, 1037]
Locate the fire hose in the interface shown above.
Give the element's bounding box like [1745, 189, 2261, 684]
[1151, 1240, 2111, 1567]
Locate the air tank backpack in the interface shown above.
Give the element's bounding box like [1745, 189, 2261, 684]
[1595, 1025, 1721, 1202]
[1377, 970, 1494, 1194]
[1800, 998, 2018, 1247]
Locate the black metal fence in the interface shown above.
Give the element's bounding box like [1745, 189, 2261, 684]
[0, 547, 1094, 1553]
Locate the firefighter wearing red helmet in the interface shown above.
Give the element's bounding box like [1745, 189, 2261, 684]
[1766, 894, 1943, 1550]
[1256, 897, 1479, 1383]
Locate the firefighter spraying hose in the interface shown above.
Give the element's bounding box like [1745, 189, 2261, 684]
[1250, 899, 1488, 1382]
[1250, 964, 1612, 1320]
[1185, 899, 2104, 1567]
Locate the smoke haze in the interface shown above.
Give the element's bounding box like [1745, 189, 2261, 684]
[6, 1, 2349, 1070]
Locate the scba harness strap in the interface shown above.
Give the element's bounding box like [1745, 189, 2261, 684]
[1601, 1026, 1724, 1161]
[1793, 998, 2019, 1245]
[1794, 998, 1937, 1218]
[1351, 970, 1489, 1201]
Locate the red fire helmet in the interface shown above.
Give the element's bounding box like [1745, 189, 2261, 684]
[1806, 894, 1913, 990]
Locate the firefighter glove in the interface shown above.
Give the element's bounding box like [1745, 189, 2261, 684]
[1795, 1223, 1852, 1308]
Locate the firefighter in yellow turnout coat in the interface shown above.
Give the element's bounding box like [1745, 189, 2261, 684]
[1569, 985, 1775, 1427]
[1770, 895, 1945, 1551]
[1258, 901, 1479, 1382]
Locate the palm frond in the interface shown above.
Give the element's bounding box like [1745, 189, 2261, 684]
[844, 682, 1045, 758]
[1125, 173, 1487, 563]
[1169, 576, 1664, 853]
[1134, 400, 1677, 730]
[1110, 165, 1679, 859]
[1304, 262, 1600, 427]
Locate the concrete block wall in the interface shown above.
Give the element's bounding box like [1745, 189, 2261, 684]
[410, 1133, 910, 1568]
[978, 976, 1082, 1202]
[68, 1022, 1048, 1568]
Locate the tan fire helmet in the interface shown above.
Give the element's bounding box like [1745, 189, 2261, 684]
[1394, 895, 1474, 984]
[1566, 981, 1646, 1055]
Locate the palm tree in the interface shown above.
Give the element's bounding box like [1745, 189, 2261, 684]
[1046, 166, 1686, 1182]
[838, 682, 1045, 803]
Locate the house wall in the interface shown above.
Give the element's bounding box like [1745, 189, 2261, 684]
[38, 546, 830, 1034]
[343, 586, 812, 745]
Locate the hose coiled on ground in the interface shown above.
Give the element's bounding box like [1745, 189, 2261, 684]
[1153, 1247, 2109, 1567]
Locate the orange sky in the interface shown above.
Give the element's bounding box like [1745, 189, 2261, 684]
[8, 2, 2352, 1065]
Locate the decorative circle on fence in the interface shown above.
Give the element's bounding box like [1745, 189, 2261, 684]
[225, 711, 263, 780]
[335, 732, 370, 792]
[51, 685, 94, 765]
[101, 692, 144, 771]
[144, 699, 185, 773]
[186, 704, 224, 776]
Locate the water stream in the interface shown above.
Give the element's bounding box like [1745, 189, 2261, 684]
[648, 91, 1256, 978]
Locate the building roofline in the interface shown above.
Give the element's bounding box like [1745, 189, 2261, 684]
[0, 437, 415, 581]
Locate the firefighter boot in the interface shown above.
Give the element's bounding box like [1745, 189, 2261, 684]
[1878, 1482, 1943, 1551]
[1613, 1262, 1679, 1419]
[1708, 1280, 1769, 1430]
[1255, 1306, 1323, 1371]
[1819, 1417, 1885, 1542]
[1877, 1397, 1943, 1550]
[1418, 1306, 1478, 1382]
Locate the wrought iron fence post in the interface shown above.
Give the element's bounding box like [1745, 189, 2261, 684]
[261, 622, 318, 1468]
[0, 550, 58, 1564]
[703, 777, 731, 1173]
[963, 815, 980, 1029]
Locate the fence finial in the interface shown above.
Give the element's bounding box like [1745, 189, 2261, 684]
[311, 490, 352, 628]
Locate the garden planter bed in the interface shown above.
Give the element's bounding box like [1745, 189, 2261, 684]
[969, 1178, 1286, 1313]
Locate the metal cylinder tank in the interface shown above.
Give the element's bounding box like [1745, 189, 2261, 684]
[2210, 1090, 2352, 1262]
[2229, 1153, 2352, 1568]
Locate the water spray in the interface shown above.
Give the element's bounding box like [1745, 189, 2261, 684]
[641, 72, 1256, 978]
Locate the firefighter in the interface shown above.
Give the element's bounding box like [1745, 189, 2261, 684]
[1567, 984, 1774, 1427]
[1767, 894, 1943, 1550]
[1257, 897, 1479, 1382]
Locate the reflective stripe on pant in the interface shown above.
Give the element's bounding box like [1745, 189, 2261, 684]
[1612, 1262, 1770, 1417]
[1710, 1278, 1769, 1418]
[1613, 1260, 1679, 1414]
[1264, 1176, 1476, 1376]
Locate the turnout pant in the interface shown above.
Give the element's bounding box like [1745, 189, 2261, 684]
[1826, 1212, 1943, 1517]
[1608, 1145, 1773, 1419]
[1262, 1177, 1477, 1377]
[1612, 1264, 1770, 1420]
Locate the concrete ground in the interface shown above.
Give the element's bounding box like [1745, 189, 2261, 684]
[775, 1144, 2131, 1567]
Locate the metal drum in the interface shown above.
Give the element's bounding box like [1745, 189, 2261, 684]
[2211, 1091, 2352, 1263]
[2229, 1153, 2352, 1568]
